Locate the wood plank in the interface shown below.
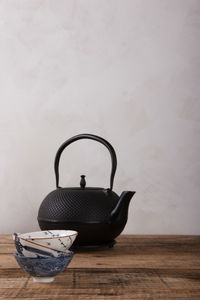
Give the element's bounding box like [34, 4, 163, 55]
[0, 268, 200, 299]
[1, 235, 200, 269]
[1, 253, 200, 270]
[1, 268, 200, 289]
[0, 235, 13, 244]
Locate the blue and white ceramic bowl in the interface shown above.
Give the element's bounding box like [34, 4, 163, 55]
[13, 251, 74, 283]
[13, 230, 77, 257]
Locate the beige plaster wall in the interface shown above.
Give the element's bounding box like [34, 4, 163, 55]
[0, 0, 199, 234]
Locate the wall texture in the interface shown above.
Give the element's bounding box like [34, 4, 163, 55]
[0, 0, 199, 234]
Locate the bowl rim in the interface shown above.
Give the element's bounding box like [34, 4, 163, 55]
[13, 251, 74, 259]
[17, 230, 78, 240]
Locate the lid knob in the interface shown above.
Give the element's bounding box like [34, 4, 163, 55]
[80, 175, 86, 188]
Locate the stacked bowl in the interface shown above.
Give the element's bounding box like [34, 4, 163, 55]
[13, 230, 78, 282]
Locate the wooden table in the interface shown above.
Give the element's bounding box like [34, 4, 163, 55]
[0, 235, 200, 299]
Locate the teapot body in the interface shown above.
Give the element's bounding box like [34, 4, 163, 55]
[38, 188, 127, 245]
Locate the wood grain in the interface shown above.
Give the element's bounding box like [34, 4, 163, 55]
[0, 235, 200, 299]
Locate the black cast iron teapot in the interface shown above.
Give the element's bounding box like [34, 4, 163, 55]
[38, 134, 135, 247]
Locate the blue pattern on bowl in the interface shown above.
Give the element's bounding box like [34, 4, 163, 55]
[13, 233, 23, 254]
[13, 252, 74, 277]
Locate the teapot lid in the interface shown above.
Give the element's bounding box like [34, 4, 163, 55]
[57, 175, 111, 192]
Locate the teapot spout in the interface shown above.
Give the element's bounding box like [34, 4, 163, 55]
[110, 191, 135, 223]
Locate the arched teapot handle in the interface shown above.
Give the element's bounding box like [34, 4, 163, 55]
[54, 134, 117, 190]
